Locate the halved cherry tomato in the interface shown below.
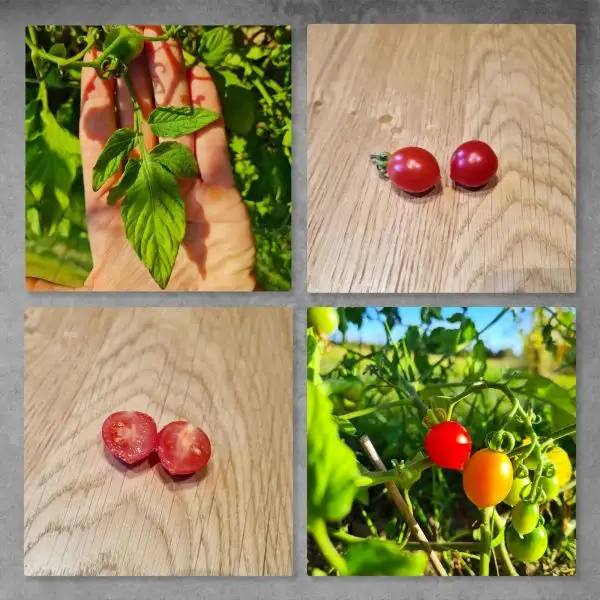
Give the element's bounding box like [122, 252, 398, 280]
[450, 140, 498, 188]
[424, 421, 472, 471]
[462, 448, 513, 508]
[506, 524, 548, 562]
[387, 147, 441, 194]
[157, 421, 212, 475]
[102, 410, 158, 464]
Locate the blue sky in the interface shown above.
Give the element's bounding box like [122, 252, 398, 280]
[332, 307, 533, 354]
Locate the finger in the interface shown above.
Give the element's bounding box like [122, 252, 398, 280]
[188, 64, 234, 188]
[79, 48, 117, 212]
[143, 26, 194, 153]
[116, 27, 156, 155]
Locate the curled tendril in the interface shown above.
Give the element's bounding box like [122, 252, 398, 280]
[98, 56, 127, 79]
[515, 462, 529, 479]
[485, 430, 516, 453]
[530, 413, 543, 425]
[523, 483, 547, 505]
[422, 415, 436, 428]
[542, 463, 556, 478]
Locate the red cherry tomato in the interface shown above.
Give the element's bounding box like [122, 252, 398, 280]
[387, 147, 441, 194]
[157, 421, 212, 476]
[424, 421, 472, 470]
[450, 140, 498, 188]
[102, 411, 158, 464]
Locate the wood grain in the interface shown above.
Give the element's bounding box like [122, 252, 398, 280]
[307, 24, 576, 293]
[24, 307, 292, 576]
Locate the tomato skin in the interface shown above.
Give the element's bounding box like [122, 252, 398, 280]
[462, 449, 513, 508]
[506, 524, 548, 562]
[387, 147, 441, 194]
[511, 501, 540, 536]
[104, 26, 144, 65]
[424, 421, 472, 471]
[308, 307, 339, 335]
[547, 446, 573, 487]
[450, 140, 498, 188]
[504, 476, 531, 507]
[102, 411, 158, 464]
[541, 475, 560, 500]
[157, 421, 212, 476]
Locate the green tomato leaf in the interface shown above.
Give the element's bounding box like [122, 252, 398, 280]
[201, 27, 234, 67]
[221, 85, 256, 136]
[344, 540, 428, 576]
[120, 158, 186, 289]
[150, 142, 198, 178]
[92, 128, 136, 191]
[49, 43, 67, 58]
[307, 380, 358, 530]
[107, 157, 140, 205]
[26, 99, 81, 231]
[520, 375, 576, 419]
[148, 106, 219, 138]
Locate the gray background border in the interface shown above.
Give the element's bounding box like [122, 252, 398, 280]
[1, 0, 598, 597]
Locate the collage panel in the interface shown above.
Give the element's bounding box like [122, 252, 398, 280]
[307, 24, 576, 293]
[24, 307, 293, 576]
[25, 25, 292, 292]
[307, 306, 576, 576]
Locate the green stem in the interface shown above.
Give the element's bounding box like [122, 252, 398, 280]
[479, 507, 493, 576]
[342, 400, 414, 420]
[493, 512, 518, 576]
[310, 520, 347, 575]
[331, 531, 480, 551]
[356, 458, 432, 488]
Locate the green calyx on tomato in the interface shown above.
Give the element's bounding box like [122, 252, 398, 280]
[103, 26, 144, 66]
[504, 476, 531, 507]
[505, 524, 548, 562]
[511, 501, 540, 536]
[308, 307, 339, 336]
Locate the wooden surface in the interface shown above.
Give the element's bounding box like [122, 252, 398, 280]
[24, 307, 293, 576]
[307, 24, 576, 293]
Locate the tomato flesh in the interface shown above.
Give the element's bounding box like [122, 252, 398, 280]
[102, 411, 158, 464]
[387, 147, 440, 194]
[450, 140, 498, 188]
[462, 448, 513, 508]
[158, 421, 212, 475]
[424, 421, 472, 471]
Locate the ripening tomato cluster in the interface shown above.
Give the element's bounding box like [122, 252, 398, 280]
[102, 411, 212, 476]
[424, 421, 573, 564]
[374, 140, 498, 195]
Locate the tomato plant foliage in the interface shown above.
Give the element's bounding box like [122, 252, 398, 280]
[307, 307, 576, 576]
[25, 25, 291, 290]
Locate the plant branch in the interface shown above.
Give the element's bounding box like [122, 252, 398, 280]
[360, 435, 448, 576]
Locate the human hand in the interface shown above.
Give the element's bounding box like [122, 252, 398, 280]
[78, 26, 256, 291]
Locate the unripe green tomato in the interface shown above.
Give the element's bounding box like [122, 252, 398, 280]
[511, 501, 540, 536]
[541, 475, 560, 501]
[308, 307, 339, 335]
[506, 524, 548, 562]
[504, 476, 531, 507]
[525, 453, 539, 470]
[104, 26, 144, 65]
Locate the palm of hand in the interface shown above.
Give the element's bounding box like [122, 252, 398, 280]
[85, 179, 255, 291]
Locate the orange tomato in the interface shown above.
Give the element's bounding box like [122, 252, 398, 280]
[463, 448, 514, 508]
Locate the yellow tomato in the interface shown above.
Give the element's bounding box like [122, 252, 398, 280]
[547, 446, 573, 488]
